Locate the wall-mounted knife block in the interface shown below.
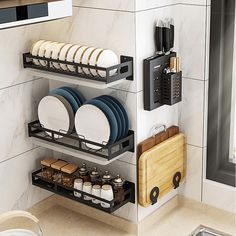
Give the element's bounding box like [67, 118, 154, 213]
[143, 52, 182, 111]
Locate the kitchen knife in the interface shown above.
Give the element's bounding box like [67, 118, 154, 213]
[155, 19, 164, 55]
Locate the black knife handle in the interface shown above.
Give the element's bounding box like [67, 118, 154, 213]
[163, 27, 171, 53]
[155, 26, 163, 54]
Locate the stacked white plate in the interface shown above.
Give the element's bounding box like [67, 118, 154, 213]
[30, 40, 119, 77]
[38, 87, 85, 139]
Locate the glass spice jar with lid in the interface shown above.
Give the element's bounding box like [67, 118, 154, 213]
[51, 160, 68, 184]
[77, 163, 90, 182]
[101, 171, 113, 185]
[90, 167, 100, 185]
[112, 174, 126, 203]
[61, 163, 78, 188]
[41, 158, 57, 180]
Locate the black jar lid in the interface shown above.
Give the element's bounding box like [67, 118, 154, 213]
[79, 163, 88, 175]
[102, 170, 112, 181]
[90, 167, 99, 177]
[112, 174, 125, 187]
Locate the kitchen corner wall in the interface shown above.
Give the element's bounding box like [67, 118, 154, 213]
[0, 0, 218, 222]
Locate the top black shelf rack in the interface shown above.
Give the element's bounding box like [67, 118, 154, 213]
[23, 53, 133, 84]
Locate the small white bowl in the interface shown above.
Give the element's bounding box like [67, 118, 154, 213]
[30, 39, 47, 65]
[59, 43, 74, 70]
[44, 41, 59, 60]
[74, 46, 90, 74]
[96, 49, 119, 77]
[38, 41, 53, 66]
[51, 42, 66, 69]
[89, 48, 104, 76]
[66, 45, 81, 72]
[81, 47, 96, 75]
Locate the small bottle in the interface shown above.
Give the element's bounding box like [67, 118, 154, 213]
[90, 167, 100, 185]
[78, 163, 90, 182]
[112, 174, 126, 204]
[101, 171, 113, 185]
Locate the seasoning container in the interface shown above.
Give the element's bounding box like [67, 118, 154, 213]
[78, 163, 90, 182]
[41, 158, 57, 180]
[90, 167, 100, 185]
[112, 174, 126, 203]
[101, 171, 113, 185]
[61, 163, 78, 188]
[74, 178, 83, 198]
[51, 160, 68, 183]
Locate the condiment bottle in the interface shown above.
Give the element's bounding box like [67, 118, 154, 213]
[51, 160, 68, 183]
[112, 174, 125, 203]
[101, 171, 112, 185]
[78, 163, 90, 182]
[41, 158, 57, 180]
[61, 163, 78, 188]
[90, 167, 100, 185]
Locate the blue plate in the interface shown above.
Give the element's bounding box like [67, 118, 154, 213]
[50, 88, 79, 114]
[100, 95, 129, 137]
[86, 99, 118, 143]
[60, 87, 82, 107]
[68, 87, 86, 105]
[96, 97, 122, 140]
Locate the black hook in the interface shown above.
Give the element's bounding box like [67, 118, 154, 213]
[150, 187, 160, 205]
[173, 172, 181, 189]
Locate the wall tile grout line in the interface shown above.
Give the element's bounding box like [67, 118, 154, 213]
[0, 146, 40, 165]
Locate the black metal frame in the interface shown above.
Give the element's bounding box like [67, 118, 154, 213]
[23, 53, 133, 83]
[207, 0, 236, 187]
[28, 120, 134, 161]
[143, 52, 182, 111]
[32, 168, 135, 213]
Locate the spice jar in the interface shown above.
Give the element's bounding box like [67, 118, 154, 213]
[112, 174, 126, 203]
[90, 167, 100, 185]
[61, 163, 78, 188]
[41, 158, 57, 180]
[77, 163, 90, 182]
[51, 160, 68, 183]
[101, 171, 113, 185]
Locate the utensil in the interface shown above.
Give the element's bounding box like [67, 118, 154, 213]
[155, 19, 164, 55]
[170, 18, 175, 51]
[38, 95, 74, 139]
[163, 19, 171, 54]
[75, 104, 111, 150]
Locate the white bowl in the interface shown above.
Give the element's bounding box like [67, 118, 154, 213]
[30, 39, 47, 65]
[59, 43, 74, 70]
[51, 42, 66, 69]
[38, 41, 53, 66]
[81, 47, 96, 75]
[74, 46, 90, 74]
[44, 41, 59, 60]
[66, 45, 81, 72]
[96, 49, 119, 77]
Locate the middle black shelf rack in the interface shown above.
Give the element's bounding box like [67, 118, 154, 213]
[28, 120, 135, 165]
[23, 52, 133, 89]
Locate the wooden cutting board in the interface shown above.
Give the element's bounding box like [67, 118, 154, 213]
[138, 133, 186, 207]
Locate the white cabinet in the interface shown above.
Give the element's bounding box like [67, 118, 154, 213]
[0, 0, 72, 29]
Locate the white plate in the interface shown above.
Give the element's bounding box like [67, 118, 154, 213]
[89, 48, 103, 76]
[96, 49, 119, 77]
[44, 41, 58, 59]
[59, 43, 74, 70]
[30, 39, 47, 65]
[38, 95, 74, 139]
[75, 104, 111, 150]
[81, 47, 96, 75]
[38, 41, 53, 66]
[66, 45, 81, 72]
[74, 46, 90, 74]
[51, 42, 66, 69]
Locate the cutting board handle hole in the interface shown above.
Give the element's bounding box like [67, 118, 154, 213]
[173, 172, 181, 189]
[150, 187, 160, 205]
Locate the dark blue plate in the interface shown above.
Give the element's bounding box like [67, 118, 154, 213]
[68, 87, 86, 105]
[96, 96, 122, 140]
[60, 87, 82, 107]
[100, 95, 129, 137]
[50, 88, 79, 114]
[86, 99, 118, 143]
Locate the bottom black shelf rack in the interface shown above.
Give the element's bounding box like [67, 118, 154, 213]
[32, 169, 135, 214]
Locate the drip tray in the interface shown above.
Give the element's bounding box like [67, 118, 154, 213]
[190, 226, 232, 236]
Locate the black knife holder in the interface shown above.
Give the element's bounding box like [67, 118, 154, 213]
[143, 52, 182, 111]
